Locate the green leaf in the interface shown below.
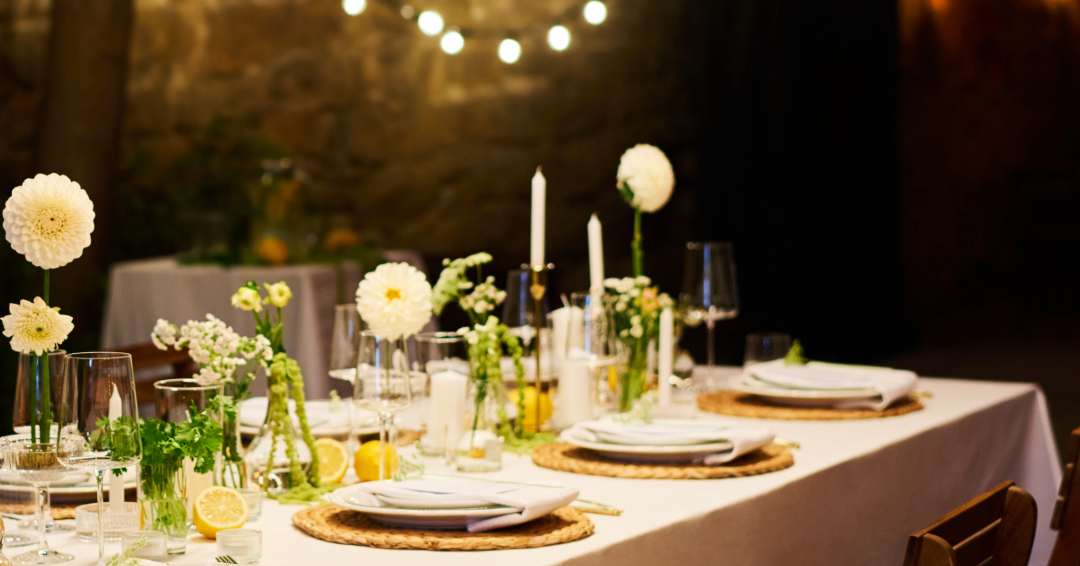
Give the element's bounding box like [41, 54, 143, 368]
[784, 340, 808, 365]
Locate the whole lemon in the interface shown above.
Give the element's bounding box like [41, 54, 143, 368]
[511, 386, 553, 432]
[256, 237, 290, 266]
[354, 440, 399, 482]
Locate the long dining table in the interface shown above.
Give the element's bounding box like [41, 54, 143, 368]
[19, 372, 1061, 566]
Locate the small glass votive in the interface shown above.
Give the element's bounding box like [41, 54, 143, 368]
[236, 488, 263, 521]
[217, 529, 261, 564]
[75, 502, 140, 542]
[744, 332, 793, 369]
[121, 531, 168, 562]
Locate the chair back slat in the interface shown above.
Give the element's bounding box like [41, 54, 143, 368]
[904, 481, 1037, 566]
[1049, 427, 1080, 566]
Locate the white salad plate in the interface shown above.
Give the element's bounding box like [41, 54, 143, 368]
[560, 427, 735, 464]
[732, 376, 880, 407]
[331, 491, 517, 530]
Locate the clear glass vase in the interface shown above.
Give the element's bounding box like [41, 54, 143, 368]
[137, 465, 187, 555]
[244, 411, 311, 494]
[615, 338, 650, 413]
[215, 395, 246, 490]
[455, 383, 504, 473]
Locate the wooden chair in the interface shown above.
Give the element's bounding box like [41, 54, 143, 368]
[903, 481, 1037, 566]
[1049, 426, 1080, 566]
[111, 342, 197, 407]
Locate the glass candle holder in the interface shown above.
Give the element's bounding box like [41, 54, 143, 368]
[217, 529, 261, 564]
[74, 502, 140, 543]
[236, 488, 263, 521]
[121, 531, 168, 562]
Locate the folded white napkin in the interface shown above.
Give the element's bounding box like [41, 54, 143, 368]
[568, 419, 775, 465]
[239, 397, 350, 429]
[747, 359, 917, 410]
[339, 478, 579, 533]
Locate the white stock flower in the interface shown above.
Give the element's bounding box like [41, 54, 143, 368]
[264, 282, 292, 308]
[231, 287, 263, 312]
[1, 297, 73, 355]
[151, 319, 178, 350]
[3, 174, 95, 269]
[194, 367, 223, 386]
[356, 262, 432, 340]
[617, 144, 675, 213]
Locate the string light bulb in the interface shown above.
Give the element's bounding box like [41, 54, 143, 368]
[548, 25, 570, 51]
[342, 0, 366, 16]
[441, 30, 464, 54]
[498, 39, 521, 64]
[584, 1, 607, 25]
[418, 11, 444, 35]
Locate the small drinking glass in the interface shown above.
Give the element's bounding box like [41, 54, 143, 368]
[120, 531, 167, 562]
[236, 488, 263, 521]
[680, 242, 739, 368]
[744, 332, 793, 368]
[217, 529, 262, 564]
[57, 352, 143, 563]
[553, 292, 618, 427]
[415, 332, 469, 458]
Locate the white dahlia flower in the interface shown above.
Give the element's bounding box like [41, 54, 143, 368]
[3, 174, 95, 269]
[356, 262, 433, 340]
[1, 297, 74, 355]
[616, 144, 675, 213]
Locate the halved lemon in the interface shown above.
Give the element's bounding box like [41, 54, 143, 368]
[193, 486, 248, 539]
[315, 437, 349, 483]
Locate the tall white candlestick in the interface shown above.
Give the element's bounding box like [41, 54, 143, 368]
[658, 308, 674, 406]
[530, 168, 546, 268]
[587, 214, 604, 291]
[108, 385, 125, 513]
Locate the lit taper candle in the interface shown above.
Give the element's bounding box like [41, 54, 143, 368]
[531, 167, 546, 267]
[588, 214, 604, 291]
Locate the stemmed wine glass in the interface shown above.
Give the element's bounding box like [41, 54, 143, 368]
[57, 353, 142, 564]
[329, 304, 365, 454]
[503, 267, 546, 350]
[680, 242, 739, 370]
[3, 350, 72, 565]
[353, 331, 412, 481]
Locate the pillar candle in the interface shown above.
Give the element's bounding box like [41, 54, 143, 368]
[108, 384, 125, 512]
[531, 168, 546, 268]
[425, 370, 468, 457]
[588, 214, 604, 291]
[658, 308, 674, 406]
[557, 358, 593, 426]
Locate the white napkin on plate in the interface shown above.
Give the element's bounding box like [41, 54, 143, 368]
[341, 478, 579, 533]
[747, 359, 917, 410]
[569, 419, 775, 465]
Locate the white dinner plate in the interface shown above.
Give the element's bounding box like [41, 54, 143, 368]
[0, 470, 89, 487]
[331, 491, 517, 530]
[732, 376, 880, 407]
[560, 428, 735, 464]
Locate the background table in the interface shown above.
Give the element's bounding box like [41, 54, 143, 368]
[23, 376, 1060, 565]
[101, 251, 429, 400]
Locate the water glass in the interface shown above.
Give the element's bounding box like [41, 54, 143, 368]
[236, 488, 264, 521]
[217, 529, 262, 564]
[744, 332, 793, 368]
[120, 531, 167, 562]
[680, 242, 739, 368]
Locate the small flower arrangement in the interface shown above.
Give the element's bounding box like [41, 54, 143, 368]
[604, 276, 675, 411]
[152, 314, 272, 393]
[616, 144, 675, 277]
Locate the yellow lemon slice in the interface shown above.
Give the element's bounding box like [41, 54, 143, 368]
[354, 440, 398, 482]
[193, 486, 248, 539]
[315, 437, 349, 483]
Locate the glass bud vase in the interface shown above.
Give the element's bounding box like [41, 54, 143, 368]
[244, 413, 311, 494]
[137, 465, 187, 555]
[454, 384, 503, 473]
[214, 394, 246, 490]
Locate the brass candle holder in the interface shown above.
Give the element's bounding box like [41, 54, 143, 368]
[528, 263, 553, 433]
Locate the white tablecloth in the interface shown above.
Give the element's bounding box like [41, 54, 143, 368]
[101, 252, 430, 400]
[26, 377, 1060, 565]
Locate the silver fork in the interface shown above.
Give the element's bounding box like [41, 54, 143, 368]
[215, 557, 237, 564]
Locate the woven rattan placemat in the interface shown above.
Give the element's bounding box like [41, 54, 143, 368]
[696, 390, 924, 420]
[0, 503, 78, 519]
[531, 441, 793, 479]
[292, 504, 594, 550]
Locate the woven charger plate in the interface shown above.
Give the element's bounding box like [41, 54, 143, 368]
[697, 390, 924, 420]
[531, 441, 793, 479]
[0, 502, 77, 519]
[292, 503, 593, 550]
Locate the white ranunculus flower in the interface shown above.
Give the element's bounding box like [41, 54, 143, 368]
[1, 297, 73, 355]
[264, 281, 293, 308]
[231, 287, 263, 312]
[4, 174, 96, 270]
[356, 262, 433, 340]
[617, 144, 675, 213]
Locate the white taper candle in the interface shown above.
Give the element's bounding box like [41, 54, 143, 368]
[530, 167, 546, 268]
[108, 384, 125, 512]
[658, 308, 674, 406]
[588, 214, 604, 291]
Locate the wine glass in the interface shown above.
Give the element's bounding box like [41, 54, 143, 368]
[329, 304, 365, 453]
[680, 242, 739, 370]
[353, 331, 412, 481]
[502, 266, 547, 349]
[4, 350, 72, 565]
[56, 353, 142, 563]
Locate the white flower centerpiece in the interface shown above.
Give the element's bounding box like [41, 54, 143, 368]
[616, 144, 675, 277]
[2, 173, 93, 445]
